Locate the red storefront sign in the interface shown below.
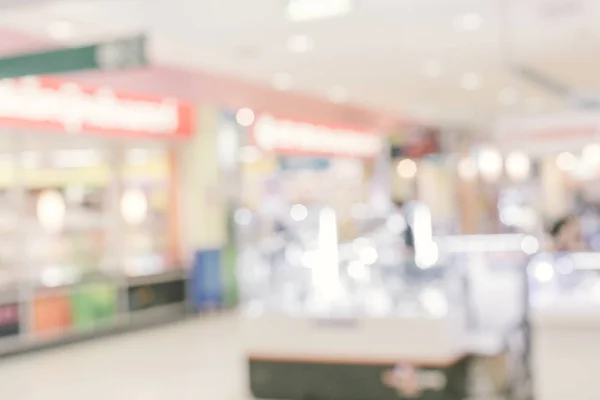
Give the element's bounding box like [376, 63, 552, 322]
[250, 114, 382, 159]
[0, 76, 195, 138]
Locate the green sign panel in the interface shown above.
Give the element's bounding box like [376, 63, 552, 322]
[0, 35, 147, 79]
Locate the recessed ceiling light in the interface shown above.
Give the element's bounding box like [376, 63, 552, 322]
[328, 86, 348, 103]
[423, 60, 442, 78]
[499, 87, 518, 105]
[461, 73, 482, 91]
[272, 72, 294, 91]
[287, 34, 314, 53]
[454, 13, 483, 31]
[48, 20, 73, 41]
[286, 0, 353, 21]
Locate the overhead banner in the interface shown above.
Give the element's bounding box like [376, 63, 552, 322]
[0, 35, 147, 79]
[250, 114, 382, 159]
[0, 76, 195, 138]
[494, 112, 600, 155]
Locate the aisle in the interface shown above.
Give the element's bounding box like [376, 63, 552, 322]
[0, 314, 251, 400]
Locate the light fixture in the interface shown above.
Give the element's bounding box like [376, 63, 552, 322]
[583, 144, 600, 166]
[461, 72, 482, 91]
[286, 0, 353, 21]
[477, 148, 503, 182]
[423, 60, 442, 78]
[499, 87, 518, 106]
[454, 13, 483, 31]
[505, 151, 531, 181]
[396, 158, 417, 179]
[290, 204, 308, 221]
[48, 20, 73, 41]
[272, 72, 294, 91]
[458, 157, 477, 180]
[37, 190, 66, 233]
[556, 152, 576, 171]
[328, 86, 348, 103]
[121, 189, 148, 226]
[236, 108, 255, 127]
[287, 34, 314, 53]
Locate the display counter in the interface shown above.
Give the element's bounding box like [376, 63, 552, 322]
[245, 313, 469, 400]
[238, 206, 527, 399]
[529, 252, 600, 400]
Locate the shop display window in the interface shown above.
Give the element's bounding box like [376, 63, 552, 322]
[0, 135, 178, 289]
[237, 204, 464, 319]
[121, 148, 174, 277]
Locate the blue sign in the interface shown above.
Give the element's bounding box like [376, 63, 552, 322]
[190, 249, 223, 311]
[278, 157, 330, 171]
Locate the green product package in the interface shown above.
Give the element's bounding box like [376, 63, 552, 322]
[70, 283, 118, 330]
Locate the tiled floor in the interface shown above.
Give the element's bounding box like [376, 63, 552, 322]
[0, 314, 252, 400]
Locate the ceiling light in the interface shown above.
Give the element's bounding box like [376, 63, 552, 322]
[556, 152, 576, 171]
[272, 72, 294, 91]
[454, 13, 483, 31]
[328, 86, 348, 103]
[236, 108, 255, 127]
[583, 144, 600, 166]
[461, 73, 482, 91]
[48, 20, 73, 41]
[396, 159, 417, 179]
[477, 148, 503, 182]
[287, 34, 314, 53]
[499, 87, 518, 105]
[505, 151, 531, 181]
[423, 60, 442, 78]
[286, 0, 353, 21]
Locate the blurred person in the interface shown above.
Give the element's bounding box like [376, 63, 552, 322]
[550, 215, 586, 252]
[392, 199, 414, 253]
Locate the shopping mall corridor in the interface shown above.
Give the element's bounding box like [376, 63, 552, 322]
[0, 314, 251, 400]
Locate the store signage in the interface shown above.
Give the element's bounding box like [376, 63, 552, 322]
[381, 364, 447, 398]
[128, 278, 186, 312]
[0, 76, 195, 138]
[494, 112, 600, 154]
[251, 115, 382, 158]
[0, 303, 20, 338]
[390, 127, 441, 159]
[278, 156, 330, 171]
[0, 35, 147, 79]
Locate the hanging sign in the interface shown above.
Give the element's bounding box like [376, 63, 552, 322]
[494, 112, 600, 154]
[251, 115, 382, 159]
[0, 76, 195, 138]
[0, 35, 147, 79]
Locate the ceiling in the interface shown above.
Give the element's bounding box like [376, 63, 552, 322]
[0, 0, 597, 127]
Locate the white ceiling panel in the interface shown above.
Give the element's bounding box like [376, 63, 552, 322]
[0, 0, 596, 125]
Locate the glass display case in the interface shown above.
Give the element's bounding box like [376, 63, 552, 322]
[528, 252, 600, 310]
[237, 202, 465, 320]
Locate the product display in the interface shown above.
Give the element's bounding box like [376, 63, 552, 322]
[0, 77, 195, 355]
[238, 202, 476, 400]
[528, 252, 600, 400]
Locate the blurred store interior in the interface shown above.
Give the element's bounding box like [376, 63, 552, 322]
[0, 0, 599, 399]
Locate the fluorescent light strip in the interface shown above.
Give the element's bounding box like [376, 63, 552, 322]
[287, 0, 353, 21]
